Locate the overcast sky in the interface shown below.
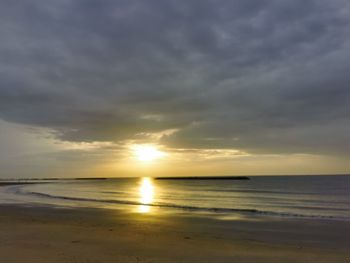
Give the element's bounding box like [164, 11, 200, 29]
[1, 0, 350, 178]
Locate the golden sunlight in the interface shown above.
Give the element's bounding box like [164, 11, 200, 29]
[138, 177, 154, 213]
[132, 144, 166, 162]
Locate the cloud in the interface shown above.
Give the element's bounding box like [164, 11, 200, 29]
[0, 0, 350, 157]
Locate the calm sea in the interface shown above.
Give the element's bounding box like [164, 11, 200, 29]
[1, 175, 350, 220]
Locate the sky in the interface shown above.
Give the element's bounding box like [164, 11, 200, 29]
[0, 0, 350, 178]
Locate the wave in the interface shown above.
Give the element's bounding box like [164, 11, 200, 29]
[21, 190, 348, 220]
[210, 188, 346, 196]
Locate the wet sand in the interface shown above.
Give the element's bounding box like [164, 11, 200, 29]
[0, 204, 349, 263]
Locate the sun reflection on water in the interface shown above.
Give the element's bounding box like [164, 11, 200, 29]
[138, 177, 154, 213]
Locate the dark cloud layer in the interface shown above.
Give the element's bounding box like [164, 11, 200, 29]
[1, 0, 350, 155]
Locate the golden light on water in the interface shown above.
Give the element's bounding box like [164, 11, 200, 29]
[132, 144, 166, 162]
[138, 177, 154, 213]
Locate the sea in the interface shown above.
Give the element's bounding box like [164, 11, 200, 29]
[1, 175, 350, 220]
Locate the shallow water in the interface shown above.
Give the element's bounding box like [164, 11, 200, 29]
[1, 175, 350, 220]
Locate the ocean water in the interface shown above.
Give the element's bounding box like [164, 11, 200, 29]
[1, 175, 350, 220]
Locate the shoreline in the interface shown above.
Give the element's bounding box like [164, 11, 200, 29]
[0, 203, 349, 262]
[1, 181, 349, 222]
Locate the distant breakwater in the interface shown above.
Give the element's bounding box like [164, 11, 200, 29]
[155, 176, 250, 180]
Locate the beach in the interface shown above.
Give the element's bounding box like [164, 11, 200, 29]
[1, 0, 350, 261]
[0, 204, 349, 263]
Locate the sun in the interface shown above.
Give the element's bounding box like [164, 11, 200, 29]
[132, 144, 166, 162]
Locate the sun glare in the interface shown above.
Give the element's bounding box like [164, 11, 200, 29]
[138, 177, 154, 213]
[132, 144, 166, 162]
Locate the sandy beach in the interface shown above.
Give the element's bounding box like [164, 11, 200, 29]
[0, 204, 349, 263]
